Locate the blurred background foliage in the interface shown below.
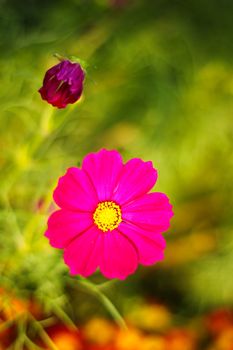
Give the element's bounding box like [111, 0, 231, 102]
[0, 0, 233, 349]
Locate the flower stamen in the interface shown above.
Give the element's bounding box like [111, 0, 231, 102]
[93, 201, 122, 232]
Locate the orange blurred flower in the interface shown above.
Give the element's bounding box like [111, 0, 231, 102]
[214, 327, 233, 350]
[82, 318, 117, 348]
[46, 324, 82, 350]
[141, 335, 166, 350]
[0, 288, 42, 322]
[205, 309, 233, 337]
[115, 328, 144, 350]
[126, 303, 171, 332]
[165, 329, 197, 350]
[0, 288, 28, 321]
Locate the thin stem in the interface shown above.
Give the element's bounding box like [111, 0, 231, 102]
[29, 314, 59, 350]
[25, 337, 46, 350]
[0, 318, 16, 333]
[14, 315, 27, 350]
[38, 316, 57, 328]
[77, 277, 127, 330]
[51, 302, 77, 330]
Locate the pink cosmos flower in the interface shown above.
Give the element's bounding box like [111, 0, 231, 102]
[45, 149, 173, 280]
[39, 60, 85, 109]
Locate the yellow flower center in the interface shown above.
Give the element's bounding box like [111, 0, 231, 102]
[93, 201, 122, 232]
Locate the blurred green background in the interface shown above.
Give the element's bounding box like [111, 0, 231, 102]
[0, 0, 233, 349]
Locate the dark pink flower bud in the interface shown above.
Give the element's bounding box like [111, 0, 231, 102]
[39, 60, 85, 109]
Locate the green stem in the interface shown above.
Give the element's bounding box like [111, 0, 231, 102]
[25, 337, 46, 350]
[29, 314, 59, 350]
[77, 277, 127, 330]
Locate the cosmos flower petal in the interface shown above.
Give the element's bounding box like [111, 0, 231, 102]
[112, 158, 157, 205]
[123, 192, 173, 211]
[43, 64, 61, 82]
[64, 226, 103, 277]
[40, 77, 60, 100]
[53, 167, 98, 212]
[122, 192, 173, 232]
[100, 230, 139, 280]
[46, 81, 71, 109]
[45, 209, 93, 249]
[119, 222, 166, 266]
[82, 149, 123, 201]
[56, 60, 84, 83]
